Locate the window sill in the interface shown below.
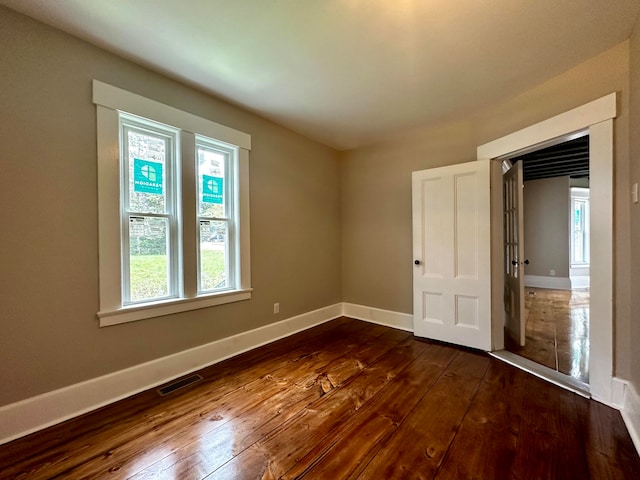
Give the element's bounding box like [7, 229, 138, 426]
[97, 289, 252, 327]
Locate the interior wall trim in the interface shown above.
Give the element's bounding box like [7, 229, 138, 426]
[4, 301, 634, 456]
[621, 380, 640, 456]
[524, 275, 572, 290]
[0, 303, 342, 446]
[342, 303, 414, 332]
[570, 276, 590, 289]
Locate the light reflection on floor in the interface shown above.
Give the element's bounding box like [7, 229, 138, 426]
[505, 287, 589, 384]
[123, 418, 239, 479]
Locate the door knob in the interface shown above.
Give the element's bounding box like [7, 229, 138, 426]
[414, 260, 420, 265]
[511, 260, 517, 265]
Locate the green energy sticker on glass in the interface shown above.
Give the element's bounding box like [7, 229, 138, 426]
[134, 158, 163, 194]
[202, 175, 223, 204]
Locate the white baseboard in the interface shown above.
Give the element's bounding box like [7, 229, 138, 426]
[621, 380, 640, 456]
[610, 376, 627, 409]
[342, 303, 413, 332]
[570, 276, 590, 289]
[0, 303, 342, 446]
[590, 376, 626, 409]
[524, 275, 572, 290]
[18, 300, 637, 457]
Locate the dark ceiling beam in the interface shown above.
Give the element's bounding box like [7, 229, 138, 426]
[514, 136, 590, 181]
[522, 160, 589, 171]
[514, 148, 589, 161]
[522, 154, 589, 165]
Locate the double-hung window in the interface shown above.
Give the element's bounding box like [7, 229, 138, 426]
[122, 115, 179, 304]
[195, 137, 235, 294]
[94, 81, 251, 326]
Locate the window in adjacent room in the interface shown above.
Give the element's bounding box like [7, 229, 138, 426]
[570, 187, 590, 267]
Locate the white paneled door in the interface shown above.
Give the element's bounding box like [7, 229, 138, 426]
[412, 160, 492, 350]
[503, 161, 526, 347]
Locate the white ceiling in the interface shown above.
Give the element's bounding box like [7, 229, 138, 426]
[3, 0, 639, 150]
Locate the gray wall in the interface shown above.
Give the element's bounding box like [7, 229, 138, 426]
[523, 177, 571, 278]
[0, 7, 342, 406]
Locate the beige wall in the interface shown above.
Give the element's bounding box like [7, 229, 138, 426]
[341, 41, 632, 378]
[523, 177, 571, 279]
[629, 17, 640, 392]
[2, 4, 639, 409]
[0, 7, 341, 406]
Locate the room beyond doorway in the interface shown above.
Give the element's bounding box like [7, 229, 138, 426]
[505, 287, 589, 384]
[504, 135, 590, 386]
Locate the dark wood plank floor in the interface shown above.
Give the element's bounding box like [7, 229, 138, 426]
[1, 317, 638, 479]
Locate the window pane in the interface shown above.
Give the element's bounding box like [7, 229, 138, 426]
[129, 216, 170, 302]
[127, 129, 168, 214]
[198, 146, 226, 218]
[199, 220, 228, 291]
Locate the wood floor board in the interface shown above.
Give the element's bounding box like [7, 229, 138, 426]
[126, 327, 412, 480]
[279, 343, 460, 480]
[3, 318, 391, 479]
[575, 395, 640, 479]
[511, 374, 589, 480]
[434, 360, 526, 480]
[0, 317, 355, 474]
[355, 350, 491, 480]
[205, 338, 432, 479]
[507, 287, 590, 383]
[53, 324, 411, 479]
[1, 317, 638, 480]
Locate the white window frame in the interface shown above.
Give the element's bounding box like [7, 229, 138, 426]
[195, 136, 236, 295]
[570, 187, 590, 267]
[94, 80, 251, 327]
[120, 115, 181, 305]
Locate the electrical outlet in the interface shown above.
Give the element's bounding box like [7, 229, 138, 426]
[273, 303, 280, 314]
[550, 269, 556, 276]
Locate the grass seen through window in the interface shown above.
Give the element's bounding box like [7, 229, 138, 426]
[130, 249, 225, 300]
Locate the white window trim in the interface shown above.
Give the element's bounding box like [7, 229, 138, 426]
[94, 80, 251, 327]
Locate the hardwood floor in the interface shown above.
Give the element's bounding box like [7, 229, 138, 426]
[505, 287, 590, 384]
[1, 317, 638, 479]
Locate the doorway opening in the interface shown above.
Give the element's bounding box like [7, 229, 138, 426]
[478, 93, 615, 403]
[503, 135, 590, 386]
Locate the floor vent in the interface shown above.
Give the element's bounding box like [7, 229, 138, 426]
[157, 374, 203, 396]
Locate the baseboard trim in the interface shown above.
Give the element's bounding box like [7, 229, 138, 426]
[0, 303, 342, 446]
[569, 266, 589, 290]
[609, 376, 627, 409]
[570, 276, 590, 289]
[342, 303, 413, 332]
[524, 275, 572, 290]
[621, 380, 640, 456]
[16, 301, 634, 455]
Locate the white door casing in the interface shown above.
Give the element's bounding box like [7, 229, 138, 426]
[412, 159, 492, 350]
[503, 161, 526, 347]
[477, 92, 616, 404]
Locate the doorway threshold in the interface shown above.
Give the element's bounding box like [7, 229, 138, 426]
[490, 350, 590, 398]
